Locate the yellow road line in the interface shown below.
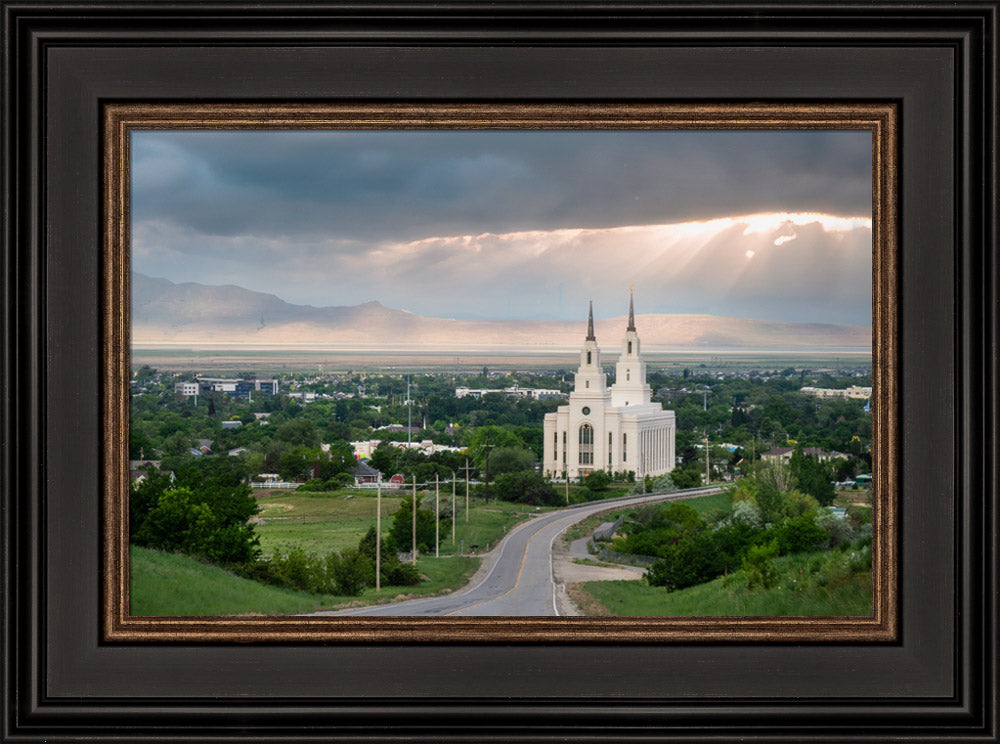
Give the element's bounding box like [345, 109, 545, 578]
[445, 516, 570, 616]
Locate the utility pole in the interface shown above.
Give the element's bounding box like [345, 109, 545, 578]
[411, 475, 417, 566]
[460, 458, 472, 523]
[704, 435, 710, 485]
[451, 472, 456, 545]
[375, 481, 381, 593]
[435, 472, 440, 558]
[406, 377, 412, 449]
[482, 439, 494, 503]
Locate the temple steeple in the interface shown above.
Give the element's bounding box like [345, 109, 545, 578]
[627, 287, 636, 332]
[611, 289, 651, 407]
[575, 301, 607, 394]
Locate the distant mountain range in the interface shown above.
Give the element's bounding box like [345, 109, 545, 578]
[131, 273, 871, 349]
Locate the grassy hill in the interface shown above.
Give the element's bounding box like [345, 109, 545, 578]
[130, 545, 479, 616]
[569, 547, 873, 617]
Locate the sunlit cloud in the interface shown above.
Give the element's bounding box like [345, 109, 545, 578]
[133, 211, 872, 325]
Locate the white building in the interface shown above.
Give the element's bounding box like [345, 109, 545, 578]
[800, 385, 872, 400]
[174, 382, 199, 397]
[543, 294, 675, 479]
[455, 385, 565, 400]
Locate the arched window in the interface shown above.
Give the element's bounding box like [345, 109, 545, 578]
[622, 432, 627, 462]
[628, 341, 632, 354]
[579, 424, 594, 465]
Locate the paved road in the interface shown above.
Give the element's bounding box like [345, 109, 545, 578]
[317, 487, 721, 617]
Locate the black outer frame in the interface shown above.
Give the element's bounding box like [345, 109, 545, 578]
[0, 3, 996, 744]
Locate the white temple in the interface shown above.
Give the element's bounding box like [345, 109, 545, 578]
[543, 292, 676, 479]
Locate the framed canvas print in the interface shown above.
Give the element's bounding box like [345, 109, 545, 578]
[2, 1, 997, 742]
[104, 102, 897, 643]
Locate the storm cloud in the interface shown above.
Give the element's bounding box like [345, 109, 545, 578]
[131, 129, 873, 324]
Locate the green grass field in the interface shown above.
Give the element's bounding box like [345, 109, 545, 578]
[254, 489, 549, 558]
[130, 545, 480, 616]
[253, 490, 403, 555]
[570, 549, 873, 617]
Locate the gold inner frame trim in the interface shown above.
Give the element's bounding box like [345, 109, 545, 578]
[103, 102, 898, 643]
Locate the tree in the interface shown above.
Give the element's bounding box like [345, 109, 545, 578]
[388, 494, 441, 554]
[670, 466, 702, 489]
[133, 487, 217, 558]
[357, 527, 421, 586]
[162, 430, 193, 457]
[492, 471, 560, 505]
[275, 418, 320, 447]
[129, 427, 155, 460]
[129, 468, 175, 535]
[317, 440, 355, 480]
[369, 442, 400, 477]
[466, 426, 525, 469]
[279, 445, 321, 481]
[487, 446, 536, 476]
[132, 458, 261, 565]
[789, 448, 836, 506]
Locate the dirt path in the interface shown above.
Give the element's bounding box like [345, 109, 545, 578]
[551, 532, 645, 616]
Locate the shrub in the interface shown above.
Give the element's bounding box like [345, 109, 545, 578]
[296, 478, 328, 492]
[263, 546, 327, 593]
[742, 540, 780, 590]
[326, 548, 372, 596]
[585, 470, 612, 492]
[670, 466, 701, 489]
[771, 514, 828, 554]
[710, 521, 764, 566]
[646, 532, 723, 591]
[777, 489, 821, 520]
[816, 510, 856, 547]
[846, 504, 873, 526]
[728, 499, 764, 528]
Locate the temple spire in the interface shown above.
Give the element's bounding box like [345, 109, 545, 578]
[627, 286, 636, 332]
[586, 300, 596, 341]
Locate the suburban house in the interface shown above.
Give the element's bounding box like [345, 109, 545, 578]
[351, 460, 382, 486]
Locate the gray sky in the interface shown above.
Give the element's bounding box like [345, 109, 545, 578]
[131, 129, 873, 325]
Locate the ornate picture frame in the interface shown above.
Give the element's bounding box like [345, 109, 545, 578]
[3, 2, 996, 741]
